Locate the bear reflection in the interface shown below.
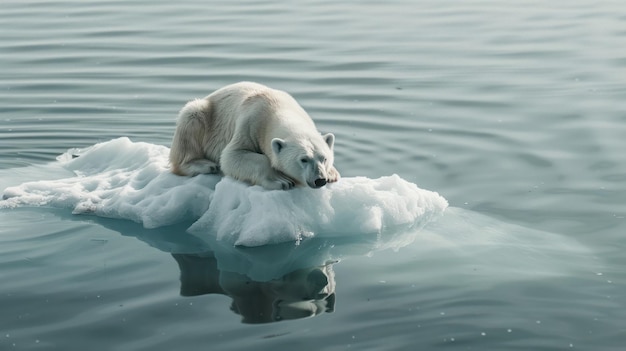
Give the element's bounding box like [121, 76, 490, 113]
[172, 253, 336, 324]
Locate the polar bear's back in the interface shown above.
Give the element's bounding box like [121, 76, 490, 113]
[207, 82, 316, 142]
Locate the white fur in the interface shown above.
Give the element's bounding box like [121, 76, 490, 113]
[170, 82, 340, 190]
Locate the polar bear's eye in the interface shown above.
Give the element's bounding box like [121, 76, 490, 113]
[300, 157, 309, 164]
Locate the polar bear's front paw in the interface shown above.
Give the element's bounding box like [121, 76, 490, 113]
[327, 166, 341, 183]
[264, 171, 296, 190]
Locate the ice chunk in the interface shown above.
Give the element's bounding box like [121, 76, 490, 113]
[1, 138, 448, 246]
[1, 138, 220, 228]
[189, 175, 448, 246]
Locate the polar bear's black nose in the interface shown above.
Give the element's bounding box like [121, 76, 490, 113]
[314, 178, 327, 188]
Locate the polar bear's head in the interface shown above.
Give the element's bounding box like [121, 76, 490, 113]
[271, 133, 336, 189]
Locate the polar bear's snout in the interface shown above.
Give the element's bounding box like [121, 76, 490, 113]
[314, 178, 327, 188]
[306, 176, 326, 189]
[306, 162, 330, 188]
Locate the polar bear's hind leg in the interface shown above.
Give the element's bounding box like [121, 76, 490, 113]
[170, 99, 219, 176]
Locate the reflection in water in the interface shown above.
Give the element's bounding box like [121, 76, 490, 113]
[89, 218, 345, 324]
[56, 209, 434, 324]
[173, 253, 336, 323]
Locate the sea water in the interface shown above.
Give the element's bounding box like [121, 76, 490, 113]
[1, 0, 625, 350]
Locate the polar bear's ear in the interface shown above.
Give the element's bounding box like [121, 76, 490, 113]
[323, 133, 335, 150]
[271, 138, 286, 155]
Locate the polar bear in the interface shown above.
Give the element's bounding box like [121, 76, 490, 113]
[169, 82, 340, 190]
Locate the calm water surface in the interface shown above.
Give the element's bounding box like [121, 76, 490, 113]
[1, 1, 625, 350]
